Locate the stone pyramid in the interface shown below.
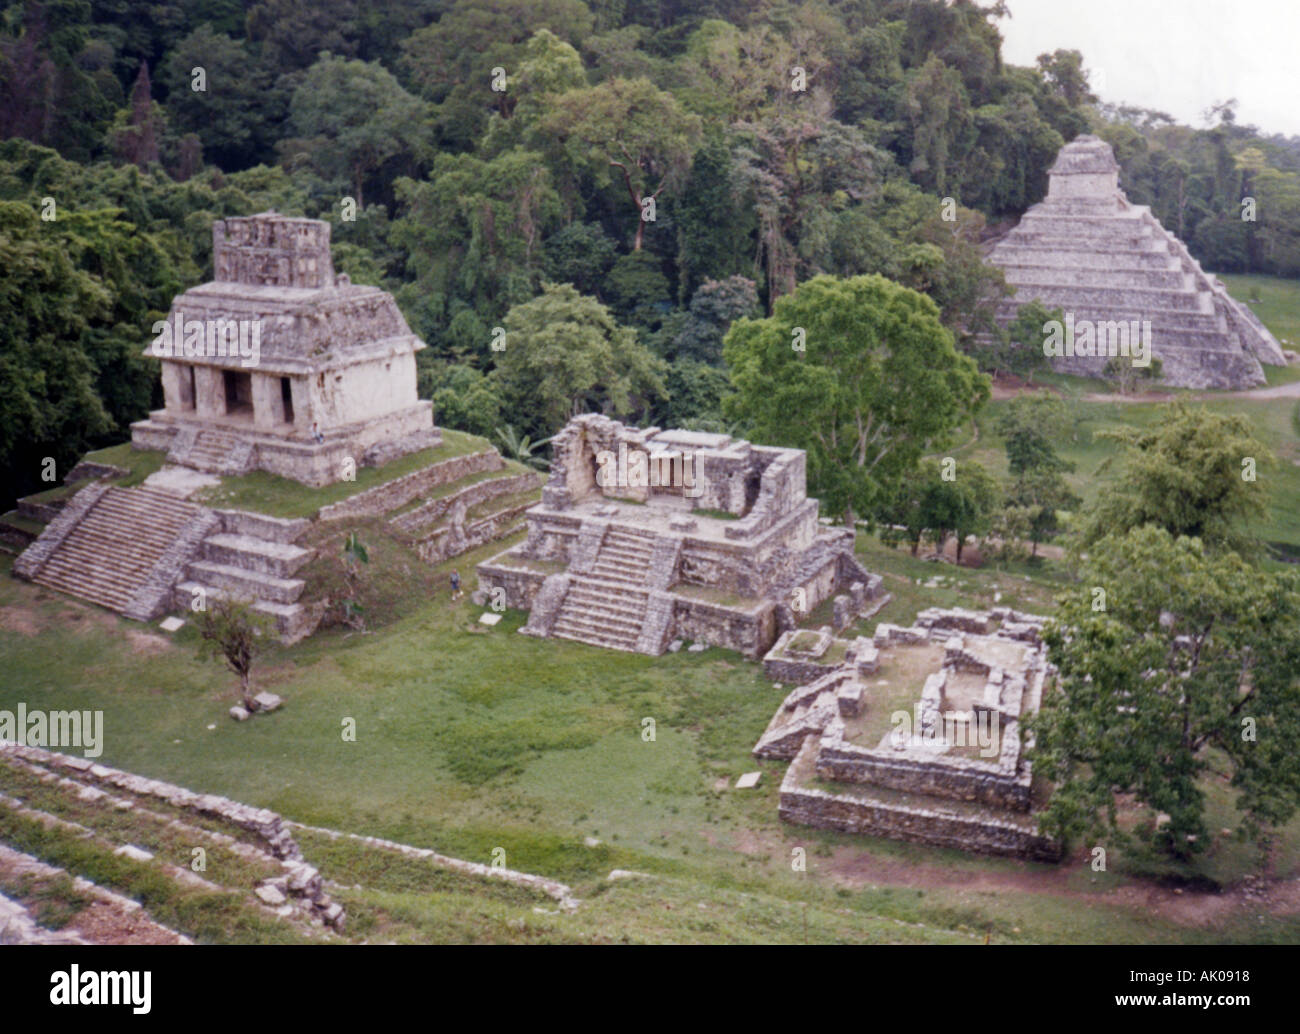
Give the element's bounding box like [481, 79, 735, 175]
[986, 135, 1286, 388]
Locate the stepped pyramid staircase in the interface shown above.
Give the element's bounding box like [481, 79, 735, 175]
[551, 526, 656, 652]
[167, 426, 255, 476]
[14, 483, 211, 620]
[984, 135, 1285, 389]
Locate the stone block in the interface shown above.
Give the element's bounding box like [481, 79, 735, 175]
[256, 883, 287, 906]
[114, 845, 154, 862]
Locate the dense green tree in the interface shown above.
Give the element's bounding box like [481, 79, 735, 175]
[671, 275, 758, 364]
[1034, 526, 1300, 857]
[541, 221, 618, 297]
[542, 76, 701, 250]
[0, 201, 113, 504]
[723, 274, 989, 525]
[280, 54, 430, 209]
[400, 0, 594, 152]
[1004, 466, 1079, 558]
[491, 282, 666, 436]
[428, 364, 504, 439]
[1075, 402, 1271, 556]
[391, 148, 562, 353]
[673, 136, 758, 299]
[995, 390, 1072, 475]
[161, 26, 280, 171]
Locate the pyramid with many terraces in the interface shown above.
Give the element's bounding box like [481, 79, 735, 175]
[986, 135, 1287, 388]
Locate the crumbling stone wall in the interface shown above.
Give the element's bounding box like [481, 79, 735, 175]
[317, 450, 501, 520]
[779, 743, 1060, 862]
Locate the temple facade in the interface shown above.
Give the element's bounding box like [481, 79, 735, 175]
[131, 212, 437, 485]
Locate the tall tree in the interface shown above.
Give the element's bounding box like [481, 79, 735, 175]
[723, 274, 989, 525]
[542, 76, 701, 250]
[1034, 526, 1300, 858]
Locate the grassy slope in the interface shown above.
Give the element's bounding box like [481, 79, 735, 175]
[4, 533, 1299, 944]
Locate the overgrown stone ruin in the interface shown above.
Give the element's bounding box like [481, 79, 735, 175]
[986, 135, 1287, 388]
[12, 213, 536, 637]
[131, 212, 439, 485]
[754, 606, 1061, 861]
[476, 414, 887, 657]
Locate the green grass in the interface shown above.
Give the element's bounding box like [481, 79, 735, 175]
[6, 528, 1300, 944]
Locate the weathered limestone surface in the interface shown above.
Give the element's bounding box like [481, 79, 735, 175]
[131, 212, 439, 487]
[986, 135, 1286, 388]
[753, 609, 1062, 861]
[478, 414, 883, 657]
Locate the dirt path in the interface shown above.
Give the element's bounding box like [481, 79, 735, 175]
[990, 373, 1300, 404]
[727, 827, 1299, 930]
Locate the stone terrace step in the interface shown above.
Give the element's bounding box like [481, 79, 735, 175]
[173, 581, 312, 640]
[200, 533, 313, 579]
[988, 245, 1177, 270]
[185, 560, 305, 605]
[551, 621, 641, 652]
[551, 573, 651, 652]
[994, 300, 1223, 332]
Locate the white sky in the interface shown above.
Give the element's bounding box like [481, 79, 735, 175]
[998, 0, 1300, 137]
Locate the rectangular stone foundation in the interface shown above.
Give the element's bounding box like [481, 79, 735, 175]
[779, 740, 1061, 862]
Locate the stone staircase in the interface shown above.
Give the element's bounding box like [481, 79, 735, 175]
[19, 485, 203, 616]
[175, 514, 317, 643]
[551, 579, 650, 652]
[586, 526, 655, 585]
[169, 427, 255, 475]
[551, 527, 659, 652]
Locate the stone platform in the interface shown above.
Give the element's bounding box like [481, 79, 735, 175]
[753, 607, 1062, 861]
[477, 415, 884, 657]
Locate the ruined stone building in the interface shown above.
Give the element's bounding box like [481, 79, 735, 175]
[986, 135, 1287, 388]
[754, 607, 1060, 861]
[131, 213, 438, 484]
[476, 414, 885, 657]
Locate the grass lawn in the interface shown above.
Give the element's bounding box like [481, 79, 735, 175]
[5, 521, 1300, 944]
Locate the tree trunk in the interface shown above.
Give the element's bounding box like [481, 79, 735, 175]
[241, 670, 254, 711]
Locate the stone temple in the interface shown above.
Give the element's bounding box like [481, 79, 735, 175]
[131, 212, 438, 484]
[987, 135, 1286, 388]
[476, 414, 886, 658]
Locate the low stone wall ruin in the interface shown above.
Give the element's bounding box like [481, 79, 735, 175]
[317, 449, 502, 521]
[779, 741, 1060, 862]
